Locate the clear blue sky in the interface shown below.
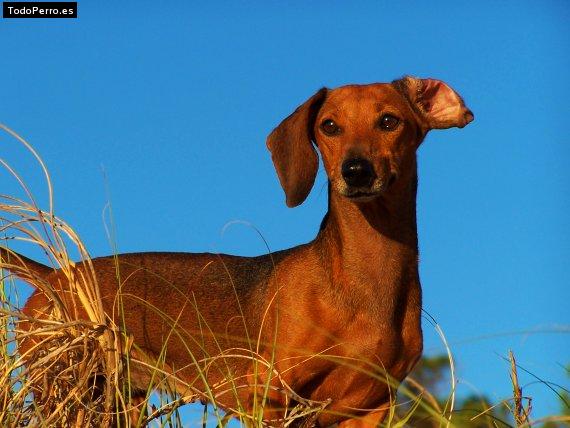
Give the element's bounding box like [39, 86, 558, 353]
[1, 0, 568, 423]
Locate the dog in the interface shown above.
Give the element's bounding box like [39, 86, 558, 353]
[0, 76, 472, 427]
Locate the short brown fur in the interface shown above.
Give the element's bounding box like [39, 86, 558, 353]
[1, 76, 473, 427]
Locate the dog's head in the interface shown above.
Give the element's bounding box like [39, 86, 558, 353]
[267, 76, 473, 207]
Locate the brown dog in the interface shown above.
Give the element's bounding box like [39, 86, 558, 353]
[1, 76, 472, 427]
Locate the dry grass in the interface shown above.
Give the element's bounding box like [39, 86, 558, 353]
[508, 350, 532, 426]
[1, 124, 568, 427]
[1, 124, 132, 426]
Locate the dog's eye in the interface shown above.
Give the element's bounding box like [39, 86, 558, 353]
[321, 119, 341, 136]
[378, 114, 400, 131]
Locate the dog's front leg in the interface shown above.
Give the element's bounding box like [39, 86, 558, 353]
[337, 408, 388, 428]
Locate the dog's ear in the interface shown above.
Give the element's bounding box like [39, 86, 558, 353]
[267, 88, 328, 207]
[394, 76, 474, 130]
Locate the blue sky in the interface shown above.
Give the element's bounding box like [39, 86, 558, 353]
[1, 0, 568, 423]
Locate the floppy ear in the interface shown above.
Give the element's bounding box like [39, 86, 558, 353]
[394, 76, 474, 130]
[267, 88, 328, 207]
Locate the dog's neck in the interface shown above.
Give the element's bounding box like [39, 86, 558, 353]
[315, 168, 419, 303]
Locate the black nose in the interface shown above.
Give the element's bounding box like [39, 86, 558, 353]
[341, 158, 374, 188]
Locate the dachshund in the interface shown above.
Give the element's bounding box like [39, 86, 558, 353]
[0, 76, 473, 426]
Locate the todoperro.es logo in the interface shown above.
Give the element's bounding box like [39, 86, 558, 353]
[3, 2, 77, 18]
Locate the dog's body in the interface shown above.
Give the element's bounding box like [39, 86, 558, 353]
[1, 76, 472, 426]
